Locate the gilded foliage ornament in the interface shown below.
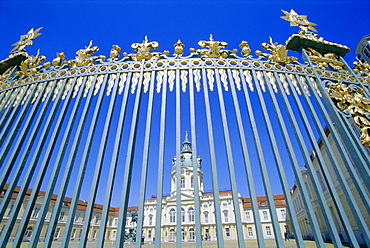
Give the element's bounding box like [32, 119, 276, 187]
[327, 81, 370, 147]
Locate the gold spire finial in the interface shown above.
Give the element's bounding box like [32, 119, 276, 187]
[280, 9, 318, 33]
[10, 27, 43, 54]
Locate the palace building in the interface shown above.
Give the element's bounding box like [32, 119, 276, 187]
[140, 134, 290, 242]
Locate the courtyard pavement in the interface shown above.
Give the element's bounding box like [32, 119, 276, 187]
[11, 239, 350, 248]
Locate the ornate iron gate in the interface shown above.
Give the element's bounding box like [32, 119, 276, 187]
[0, 10, 369, 248]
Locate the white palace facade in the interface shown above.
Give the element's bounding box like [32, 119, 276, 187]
[140, 134, 290, 242]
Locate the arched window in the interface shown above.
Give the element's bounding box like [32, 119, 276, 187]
[223, 210, 229, 222]
[181, 208, 185, 222]
[189, 228, 195, 240]
[170, 209, 176, 223]
[149, 214, 153, 225]
[188, 207, 195, 222]
[180, 177, 185, 188]
[24, 226, 33, 238]
[204, 211, 209, 223]
[170, 229, 175, 241]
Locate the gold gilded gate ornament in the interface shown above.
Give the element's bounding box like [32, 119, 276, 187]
[280, 9, 318, 33]
[123, 36, 169, 61]
[305, 48, 348, 74]
[10, 27, 43, 54]
[255, 37, 297, 63]
[64, 41, 106, 67]
[327, 81, 370, 147]
[190, 35, 237, 58]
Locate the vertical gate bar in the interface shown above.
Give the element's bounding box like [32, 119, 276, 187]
[300, 49, 370, 182]
[0, 89, 13, 119]
[115, 62, 144, 248]
[260, 70, 326, 247]
[0, 79, 60, 246]
[0, 88, 22, 136]
[135, 70, 156, 248]
[154, 69, 168, 248]
[175, 67, 182, 248]
[293, 73, 370, 247]
[57, 74, 109, 248]
[188, 67, 202, 248]
[0, 84, 39, 168]
[214, 68, 245, 248]
[237, 68, 265, 248]
[12, 76, 79, 248]
[269, 69, 343, 247]
[78, 74, 120, 248]
[303, 74, 370, 214]
[97, 72, 131, 247]
[29, 76, 88, 247]
[0, 88, 22, 141]
[44, 74, 98, 248]
[0, 85, 43, 193]
[284, 72, 360, 247]
[0, 81, 51, 221]
[249, 69, 285, 247]
[201, 67, 224, 248]
[248, 70, 305, 247]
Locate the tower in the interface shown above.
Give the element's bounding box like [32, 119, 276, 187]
[170, 132, 203, 197]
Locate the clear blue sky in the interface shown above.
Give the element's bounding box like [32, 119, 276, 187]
[1, 0, 369, 63]
[1, 0, 369, 206]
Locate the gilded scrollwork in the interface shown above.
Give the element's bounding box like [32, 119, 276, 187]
[353, 59, 370, 78]
[327, 81, 370, 147]
[190, 35, 237, 58]
[305, 48, 348, 74]
[256, 37, 297, 63]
